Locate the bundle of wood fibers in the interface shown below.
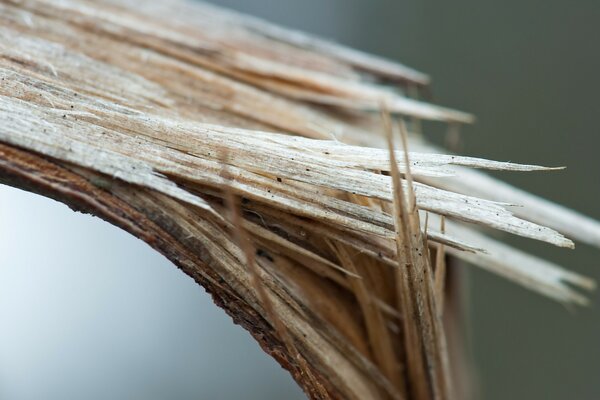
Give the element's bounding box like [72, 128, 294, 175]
[0, 0, 597, 399]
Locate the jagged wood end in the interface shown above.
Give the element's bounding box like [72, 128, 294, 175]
[1, 1, 599, 399]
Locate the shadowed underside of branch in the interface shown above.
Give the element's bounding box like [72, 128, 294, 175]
[0, 0, 598, 399]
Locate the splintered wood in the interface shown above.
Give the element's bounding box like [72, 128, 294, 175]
[0, 1, 598, 399]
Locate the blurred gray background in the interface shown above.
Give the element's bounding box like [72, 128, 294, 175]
[1, 0, 599, 399]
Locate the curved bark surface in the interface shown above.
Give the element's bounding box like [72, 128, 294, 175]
[0, 143, 341, 398]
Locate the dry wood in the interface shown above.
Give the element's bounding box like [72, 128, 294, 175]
[0, 0, 598, 399]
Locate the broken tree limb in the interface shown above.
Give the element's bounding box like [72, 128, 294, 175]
[0, 0, 599, 399]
